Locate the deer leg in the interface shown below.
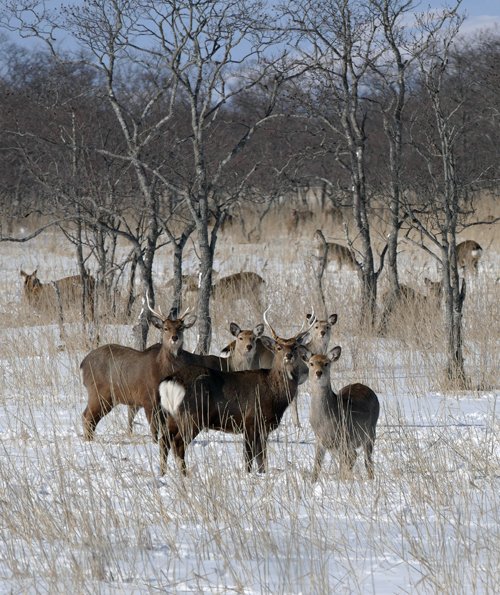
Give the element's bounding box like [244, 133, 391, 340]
[82, 394, 112, 441]
[255, 433, 268, 474]
[364, 439, 375, 480]
[143, 405, 161, 443]
[159, 414, 178, 475]
[311, 444, 326, 482]
[339, 446, 357, 480]
[173, 424, 200, 476]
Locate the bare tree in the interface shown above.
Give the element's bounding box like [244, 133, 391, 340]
[283, 0, 386, 329]
[404, 11, 473, 387]
[369, 0, 462, 334]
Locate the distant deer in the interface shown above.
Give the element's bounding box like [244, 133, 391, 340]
[158, 310, 314, 475]
[306, 347, 380, 481]
[456, 240, 482, 274]
[313, 230, 357, 271]
[20, 269, 95, 316]
[287, 208, 313, 235]
[212, 271, 265, 297]
[424, 278, 443, 300]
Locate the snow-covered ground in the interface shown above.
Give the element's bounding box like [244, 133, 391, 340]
[0, 231, 499, 593]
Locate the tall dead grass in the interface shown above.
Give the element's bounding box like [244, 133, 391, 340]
[0, 204, 498, 593]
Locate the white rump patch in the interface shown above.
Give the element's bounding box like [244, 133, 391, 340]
[159, 380, 185, 415]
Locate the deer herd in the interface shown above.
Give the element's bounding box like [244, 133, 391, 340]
[20, 235, 484, 482]
[80, 300, 380, 481]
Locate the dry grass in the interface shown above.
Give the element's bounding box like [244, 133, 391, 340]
[0, 200, 499, 593]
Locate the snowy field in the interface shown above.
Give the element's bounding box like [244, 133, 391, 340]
[0, 230, 499, 594]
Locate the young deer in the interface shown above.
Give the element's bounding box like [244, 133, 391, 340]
[80, 306, 197, 442]
[158, 311, 313, 475]
[306, 347, 380, 481]
[220, 324, 275, 370]
[288, 312, 339, 427]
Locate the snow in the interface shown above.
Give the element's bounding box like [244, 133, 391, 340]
[0, 235, 499, 593]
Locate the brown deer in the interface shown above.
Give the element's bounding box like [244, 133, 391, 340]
[304, 313, 338, 354]
[158, 310, 314, 475]
[81, 298, 269, 439]
[456, 240, 482, 274]
[212, 271, 265, 299]
[306, 347, 380, 481]
[424, 278, 443, 300]
[313, 230, 357, 271]
[80, 305, 197, 442]
[286, 208, 314, 235]
[20, 269, 95, 316]
[127, 320, 269, 433]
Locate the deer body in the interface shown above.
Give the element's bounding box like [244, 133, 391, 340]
[158, 316, 312, 475]
[20, 269, 95, 316]
[456, 240, 482, 274]
[313, 230, 357, 271]
[80, 309, 197, 441]
[307, 348, 380, 481]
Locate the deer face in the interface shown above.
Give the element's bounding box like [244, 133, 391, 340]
[307, 347, 342, 387]
[20, 269, 43, 303]
[151, 313, 197, 355]
[230, 322, 264, 356]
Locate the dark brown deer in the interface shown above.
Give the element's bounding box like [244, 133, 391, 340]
[80, 305, 197, 442]
[306, 347, 380, 481]
[20, 269, 95, 316]
[158, 310, 314, 475]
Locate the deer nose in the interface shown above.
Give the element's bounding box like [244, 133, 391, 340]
[315, 370, 322, 378]
[171, 335, 179, 342]
[246, 344, 253, 351]
[320, 330, 326, 336]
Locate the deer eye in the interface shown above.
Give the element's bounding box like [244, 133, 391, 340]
[276, 345, 282, 351]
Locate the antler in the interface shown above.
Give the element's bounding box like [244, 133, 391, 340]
[296, 305, 315, 340]
[146, 291, 165, 321]
[263, 306, 278, 339]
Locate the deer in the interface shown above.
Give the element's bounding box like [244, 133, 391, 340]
[456, 240, 482, 274]
[211, 271, 266, 305]
[80, 305, 198, 442]
[287, 313, 339, 427]
[306, 347, 380, 481]
[286, 208, 314, 235]
[20, 268, 95, 316]
[424, 278, 443, 300]
[158, 310, 314, 475]
[313, 229, 357, 271]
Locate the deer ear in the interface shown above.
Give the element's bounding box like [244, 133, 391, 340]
[20, 270, 27, 278]
[253, 323, 264, 337]
[297, 331, 311, 346]
[220, 342, 233, 357]
[258, 335, 275, 351]
[328, 346, 342, 362]
[230, 322, 241, 337]
[182, 314, 197, 329]
[150, 315, 164, 330]
[328, 314, 338, 325]
[299, 345, 312, 362]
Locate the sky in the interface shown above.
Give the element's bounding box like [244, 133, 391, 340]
[1, 0, 499, 52]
